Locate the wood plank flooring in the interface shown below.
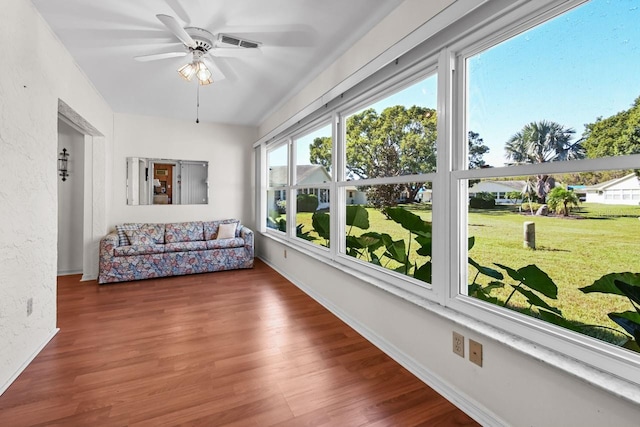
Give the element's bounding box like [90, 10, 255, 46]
[0, 259, 478, 426]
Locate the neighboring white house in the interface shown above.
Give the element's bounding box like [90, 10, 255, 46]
[345, 185, 368, 205]
[583, 173, 640, 205]
[469, 180, 527, 204]
[270, 165, 369, 210]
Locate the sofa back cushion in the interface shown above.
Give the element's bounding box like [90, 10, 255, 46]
[203, 219, 240, 240]
[165, 221, 204, 243]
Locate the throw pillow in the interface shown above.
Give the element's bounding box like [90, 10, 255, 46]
[116, 224, 140, 246]
[216, 222, 237, 240]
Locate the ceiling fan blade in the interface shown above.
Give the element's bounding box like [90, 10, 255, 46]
[203, 57, 226, 82]
[134, 51, 188, 62]
[156, 14, 196, 48]
[164, 0, 191, 25]
[210, 47, 262, 58]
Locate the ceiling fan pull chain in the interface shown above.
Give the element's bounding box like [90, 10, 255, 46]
[196, 83, 200, 124]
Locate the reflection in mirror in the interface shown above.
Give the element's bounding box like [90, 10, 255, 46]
[126, 157, 208, 205]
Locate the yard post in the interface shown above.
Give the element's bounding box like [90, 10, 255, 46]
[523, 221, 535, 249]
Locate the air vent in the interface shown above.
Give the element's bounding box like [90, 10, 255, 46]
[239, 40, 259, 49]
[219, 34, 261, 48]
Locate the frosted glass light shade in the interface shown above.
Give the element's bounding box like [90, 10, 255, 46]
[195, 61, 212, 83]
[178, 62, 197, 81]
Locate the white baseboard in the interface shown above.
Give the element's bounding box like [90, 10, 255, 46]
[259, 256, 505, 427]
[0, 328, 59, 396]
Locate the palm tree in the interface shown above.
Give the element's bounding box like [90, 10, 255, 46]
[546, 187, 580, 216]
[505, 120, 584, 202]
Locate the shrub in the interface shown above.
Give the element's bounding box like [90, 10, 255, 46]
[521, 202, 541, 212]
[297, 193, 319, 212]
[470, 192, 496, 209]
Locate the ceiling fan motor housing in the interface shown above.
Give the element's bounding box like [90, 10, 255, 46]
[185, 27, 215, 53]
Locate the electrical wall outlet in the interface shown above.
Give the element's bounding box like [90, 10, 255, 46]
[452, 332, 464, 357]
[469, 339, 483, 367]
[27, 298, 33, 316]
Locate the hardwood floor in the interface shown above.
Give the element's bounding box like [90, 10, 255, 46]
[0, 259, 478, 426]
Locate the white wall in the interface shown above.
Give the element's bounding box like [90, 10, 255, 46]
[255, 0, 640, 424]
[111, 113, 257, 228]
[0, 0, 113, 393]
[57, 119, 85, 274]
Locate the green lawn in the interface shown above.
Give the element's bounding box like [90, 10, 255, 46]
[288, 202, 640, 343]
[468, 203, 639, 341]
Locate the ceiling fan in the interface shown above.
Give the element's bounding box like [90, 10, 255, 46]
[135, 14, 262, 85]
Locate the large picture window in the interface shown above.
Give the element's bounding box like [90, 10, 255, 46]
[267, 143, 288, 232]
[460, 0, 640, 369]
[293, 124, 332, 247]
[258, 0, 640, 390]
[338, 73, 438, 284]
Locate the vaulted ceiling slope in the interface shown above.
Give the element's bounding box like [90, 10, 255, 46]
[32, 0, 404, 126]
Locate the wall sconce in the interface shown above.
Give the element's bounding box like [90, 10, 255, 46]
[58, 148, 69, 181]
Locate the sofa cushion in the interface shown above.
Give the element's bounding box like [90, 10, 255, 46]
[164, 241, 208, 253]
[138, 223, 165, 244]
[116, 224, 140, 246]
[114, 244, 165, 257]
[205, 238, 245, 250]
[165, 222, 204, 243]
[203, 219, 240, 240]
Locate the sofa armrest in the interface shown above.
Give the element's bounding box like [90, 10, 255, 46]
[240, 226, 254, 258]
[99, 231, 120, 259]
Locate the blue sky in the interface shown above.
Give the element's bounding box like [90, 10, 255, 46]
[468, 0, 640, 166]
[273, 0, 640, 169]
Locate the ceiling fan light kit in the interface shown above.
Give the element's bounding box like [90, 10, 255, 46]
[135, 13, 264, 122]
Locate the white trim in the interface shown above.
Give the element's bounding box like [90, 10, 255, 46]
[0, 328, 59, 396]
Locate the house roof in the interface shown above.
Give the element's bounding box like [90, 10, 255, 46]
[469, 180, 527, 192]
[583, 173, 637, 191]
[269, 165, 330, 186]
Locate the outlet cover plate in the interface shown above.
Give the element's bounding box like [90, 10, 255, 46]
[453, 331, 464, 358]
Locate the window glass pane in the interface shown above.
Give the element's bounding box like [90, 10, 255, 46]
[268, 144, 288, 187]
[345, 74, 437, 179]
[296, 124, 332, 183]
[295, 188, 330, 247]
[344, 182, 432, 283]
[467, 0, 640, 168]
[266, 189, 287, 231]
[466, 170, 640, 353]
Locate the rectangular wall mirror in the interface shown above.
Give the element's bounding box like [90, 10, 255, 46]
[126, 157, 209, 205]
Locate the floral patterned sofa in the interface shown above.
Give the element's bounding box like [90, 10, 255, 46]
[98, 219, 253, 284]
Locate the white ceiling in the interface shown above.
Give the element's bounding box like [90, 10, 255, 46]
[32, 0, 403, 126]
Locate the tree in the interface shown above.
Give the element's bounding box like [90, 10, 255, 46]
[546, 187, 579, 216]
[505, 120, 584, 202]
[469, 131, 489, 169]
[345, 105, 437, 210]
[582, 95, 640, 159]
[309, 136, 332, 173]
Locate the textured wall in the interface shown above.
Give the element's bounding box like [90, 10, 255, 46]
[0, 0, 113, 392]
